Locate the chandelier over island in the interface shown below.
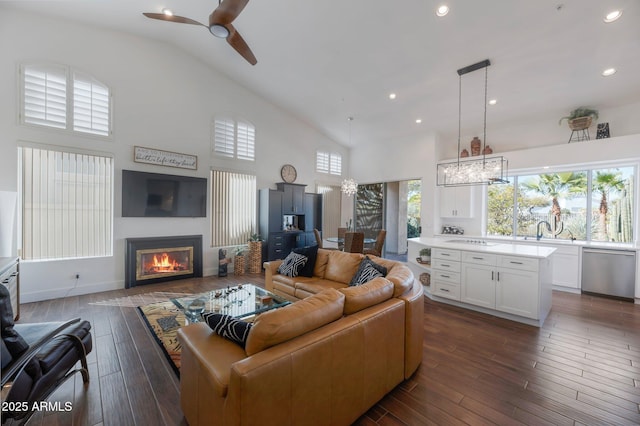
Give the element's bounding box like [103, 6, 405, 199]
[436, 59, 509, 186]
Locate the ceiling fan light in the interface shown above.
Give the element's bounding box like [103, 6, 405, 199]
[209, 24, 230, 38]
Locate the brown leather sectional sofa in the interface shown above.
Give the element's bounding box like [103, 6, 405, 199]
[177, 249, 424, 426]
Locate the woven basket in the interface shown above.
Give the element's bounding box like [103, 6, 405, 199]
[419, 272, 431, 286]
[568, 116, 592, 131]
[247, 241, 262, 274]
[234, 255, 245, 275]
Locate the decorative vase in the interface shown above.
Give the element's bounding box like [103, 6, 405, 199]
[482, 145, 493, 155]
[460, 149, 469, 158]
[234, 255, 245, 275]
[470, 137, 482, 156]
[248, 241, 262, 273]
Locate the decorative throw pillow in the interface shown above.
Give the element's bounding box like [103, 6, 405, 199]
[292, 245, 318, 277]
[203, 313, 253, 348]
[349, 257, 388, 286]
[277, 251, 308, 277]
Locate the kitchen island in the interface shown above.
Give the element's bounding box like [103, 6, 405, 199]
[408, 237, 556, 327]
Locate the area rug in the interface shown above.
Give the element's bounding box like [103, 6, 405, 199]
[137, 300, 186, 377]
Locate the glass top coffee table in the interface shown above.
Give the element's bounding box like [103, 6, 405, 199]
[171, 283, 290, 322]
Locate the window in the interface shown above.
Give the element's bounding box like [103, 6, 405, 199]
[211, 170, 257, 246]
[212, 117, 255, 161]
[486, 166, 635, 243]
[19, 146, 113, 260]
[20, 64, 112, 136]
[316, 151, 342, 175]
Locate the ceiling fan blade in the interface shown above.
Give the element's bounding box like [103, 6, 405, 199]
[209, 0, 249, 26]
[227, 25, 257, 65]
[143, 13, 206, 27]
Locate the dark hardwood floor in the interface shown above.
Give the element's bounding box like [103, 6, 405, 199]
[15, 276, 640, 425]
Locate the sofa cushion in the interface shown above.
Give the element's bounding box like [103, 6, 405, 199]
[324, 250, 364, 284]
[295, 279, 348, 294]
[313, 249, 331, 278]
[339, 277, 394, 314]
[292, 245, 318, 277]
[245, 289, 345, 356]
[349, 256, 388, 286]
[203, 313, 253, 348]
[277, 252, 308, 277]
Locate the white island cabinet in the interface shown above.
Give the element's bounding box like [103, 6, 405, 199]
[408, 237, 555, 327]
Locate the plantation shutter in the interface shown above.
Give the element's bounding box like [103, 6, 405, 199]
[316, 151, 330, 173]
[236, 120, 255, 161]
[73, 72, 111, 136]
[329, 153, 342, 175]
[22, 64, 67, 129]
[213, 118, 235, 157]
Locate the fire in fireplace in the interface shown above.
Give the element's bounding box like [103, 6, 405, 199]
[125, 235, 202, 288]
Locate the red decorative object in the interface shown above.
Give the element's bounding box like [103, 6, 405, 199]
[460, 149, 469, 157]
[482, 145, 493, 155]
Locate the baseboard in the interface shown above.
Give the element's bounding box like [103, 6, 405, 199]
[20, 280, 124, 303]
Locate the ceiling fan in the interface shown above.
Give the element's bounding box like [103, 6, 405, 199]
[143, 0, 257, 65]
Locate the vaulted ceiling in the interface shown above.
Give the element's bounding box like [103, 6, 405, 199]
[5, 0, 640, 149]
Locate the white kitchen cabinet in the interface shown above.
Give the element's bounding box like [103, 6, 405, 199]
[461, 263, 495, 308]
[440, 186, 474, 218]
[549, 245, 580, 290]
[432, 248, 461, 300]
[495, 266, 539, 319]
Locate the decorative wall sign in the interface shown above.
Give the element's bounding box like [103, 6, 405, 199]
[134, 146, 197, 170]
[596, 123, 610, 139]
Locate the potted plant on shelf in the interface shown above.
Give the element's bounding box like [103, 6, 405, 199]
[419, 248, 431, 263]
[559, 107, 599, 131]
[247, 234, 262, 274]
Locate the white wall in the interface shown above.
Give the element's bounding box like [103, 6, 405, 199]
[0, 8, 347, 302]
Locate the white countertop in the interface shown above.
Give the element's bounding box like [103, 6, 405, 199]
[409, 237, 556, 259]
[433, 234, 640, 251]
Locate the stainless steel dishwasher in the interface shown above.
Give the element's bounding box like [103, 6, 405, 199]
[581, 248, 636, 300]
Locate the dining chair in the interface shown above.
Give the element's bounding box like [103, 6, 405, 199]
[344, 232, 365, 253]
[363, 229, 386, 257]
[337, 227, 347, 251]
[313, 229, 338, 250]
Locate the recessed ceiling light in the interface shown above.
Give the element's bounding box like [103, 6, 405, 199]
[389, 93, 397, 100]
[162, 8, 173, 16]
[415, 119, 422, 124]
[488, 99, 497, 105]
[602, 68, 617, 76]
[604, 10, 622, 23]
[436, 5, 449, 17]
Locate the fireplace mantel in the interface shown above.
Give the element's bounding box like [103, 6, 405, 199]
[125, 235, 203, 288]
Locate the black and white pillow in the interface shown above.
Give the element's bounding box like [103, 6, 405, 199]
[203, 313, 253, 348]
[349, 257, 387, 286]
[277, 251, 308, 277]
[292, 245, 318, 277]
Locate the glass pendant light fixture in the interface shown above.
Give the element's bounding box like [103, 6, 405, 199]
[436, 59, 509, 186]
[341, 117, 358, 196]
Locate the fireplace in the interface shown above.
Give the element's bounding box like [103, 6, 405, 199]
[125, 235, 203, 288]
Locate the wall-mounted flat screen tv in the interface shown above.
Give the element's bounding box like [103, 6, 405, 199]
[122, 170, 207, 217]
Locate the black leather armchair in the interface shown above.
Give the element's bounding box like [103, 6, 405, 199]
[1, 284, 92, 425]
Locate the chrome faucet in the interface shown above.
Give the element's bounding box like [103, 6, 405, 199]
[536, 220, 552, 240]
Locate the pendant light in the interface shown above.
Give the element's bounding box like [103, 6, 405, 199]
[436, 59, 509, 186]
[341, 117, 358, 196]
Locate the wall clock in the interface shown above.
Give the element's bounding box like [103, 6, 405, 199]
[280, 164, 297, 183]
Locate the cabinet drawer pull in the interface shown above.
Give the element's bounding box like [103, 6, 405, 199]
[441, 288, 450, 292]
[441, 253, 451, 256]
[491, 271, 494, 280]
[472, 256, 484, 260]
[440, 274, 450, 278]
[497, 272, 500, 281]
[441, 264, 450, 267]
[510, 261, 523, 265]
